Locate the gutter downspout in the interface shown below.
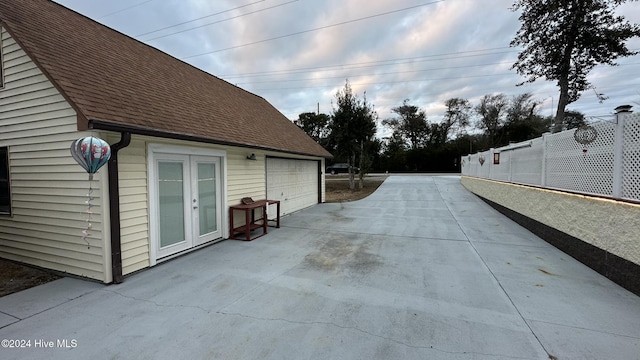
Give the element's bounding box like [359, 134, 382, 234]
[108, 132, 131, 284]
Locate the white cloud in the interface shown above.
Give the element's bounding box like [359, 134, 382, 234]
[55, 0, 640, 124]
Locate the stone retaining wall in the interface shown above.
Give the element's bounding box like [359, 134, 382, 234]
[461, 176, 640, 296]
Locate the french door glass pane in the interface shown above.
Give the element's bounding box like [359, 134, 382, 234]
[198, 162, 217, 235]
[158, 162, 185, 247]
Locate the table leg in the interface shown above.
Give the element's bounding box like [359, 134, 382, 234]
[229, 208, 234, 239]
[244, 208, 251, 241]
[263, 204, 268, 234]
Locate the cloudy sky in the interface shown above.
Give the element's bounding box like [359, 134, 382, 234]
[54, 0, 640, 137]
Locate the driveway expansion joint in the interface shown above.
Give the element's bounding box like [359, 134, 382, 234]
[0, 290, 99, 325]
[525, 318, 640, 340]
[101, 289, 212, 314]
[215, 310, 539, 359]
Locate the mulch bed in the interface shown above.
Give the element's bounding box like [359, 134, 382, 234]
[0, 258, 61, 297]
[324, 178, 385, 202]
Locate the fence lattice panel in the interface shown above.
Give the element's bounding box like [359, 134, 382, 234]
[545, 121, 616, 195]
[623, 114, 640, 200]
[461, 112, 639, 202]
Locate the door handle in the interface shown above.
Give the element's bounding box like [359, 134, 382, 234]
[193, 206, 198, 209]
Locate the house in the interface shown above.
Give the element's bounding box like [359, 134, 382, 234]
[0, 0, 332, 283]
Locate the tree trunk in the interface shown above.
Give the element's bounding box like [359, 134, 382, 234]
[349, 151, 355, 190]
[556, 75, 570, 130]
[556, 35, 574, 129]
[358, 141, 364, 190]
[555, 0, 580, 131]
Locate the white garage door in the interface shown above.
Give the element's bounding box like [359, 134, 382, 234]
[267, 158, 319, 215]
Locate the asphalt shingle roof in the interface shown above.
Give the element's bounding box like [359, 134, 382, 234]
[0, 0, 332, 158]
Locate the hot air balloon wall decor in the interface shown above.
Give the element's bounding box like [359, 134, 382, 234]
[69, 136, 111, 247]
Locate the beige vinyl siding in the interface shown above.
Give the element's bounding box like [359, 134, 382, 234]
[0, 29, 108, 281]
[110, 135, 150, 275]
[227, 151, 266, 229]
[227, 151, 265, 205]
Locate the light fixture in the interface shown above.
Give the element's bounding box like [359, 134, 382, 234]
[246, 153, 257, 161]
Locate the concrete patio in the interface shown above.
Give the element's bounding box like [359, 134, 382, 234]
[0, 176, 638, 359]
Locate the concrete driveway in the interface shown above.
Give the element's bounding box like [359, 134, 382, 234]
[1, 176, 639, 359]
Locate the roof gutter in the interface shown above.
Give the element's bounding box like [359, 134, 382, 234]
[107, 132, 131, 284]
[89, 119, 333, 159]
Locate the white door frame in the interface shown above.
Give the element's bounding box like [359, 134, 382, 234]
[151, 153, 192, 259]
[148, 144, 227, 265]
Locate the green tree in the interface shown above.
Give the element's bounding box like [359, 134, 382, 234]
[505, 93, 538, 125]
[502, 94, 548, 143]
[295, 112, 330, 144]
[475, 93, 508, 147]
[552, 110, 587, 132]
[443, 97, 472, 139]
[379, 133, 408, 172]
[362, 138, 383, 176]
[510, 0, 640, 124]
[425, 123, 449, 147]
[382, 99, 429, 150]
[328, 80, 377, 190]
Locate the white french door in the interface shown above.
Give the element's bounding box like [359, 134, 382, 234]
[152, 153, 222, 260]
[191, 156, 221, 246]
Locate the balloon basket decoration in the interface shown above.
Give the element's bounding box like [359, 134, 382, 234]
[574, 125, 598, 155]
[70, 136, 111, 248]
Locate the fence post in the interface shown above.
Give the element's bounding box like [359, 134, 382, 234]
[508, 148, 513, 182]
[489, 148, 494, 180]
[541, 133, 548, 187]
[612, 107, 628, 198]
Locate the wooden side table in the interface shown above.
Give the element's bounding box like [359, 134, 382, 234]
[229, 199, 280, 241]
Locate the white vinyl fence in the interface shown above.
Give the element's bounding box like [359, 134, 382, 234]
[461, 110, 640, 202]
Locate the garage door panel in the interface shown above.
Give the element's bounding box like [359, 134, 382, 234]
[267, 158, 318, 215]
